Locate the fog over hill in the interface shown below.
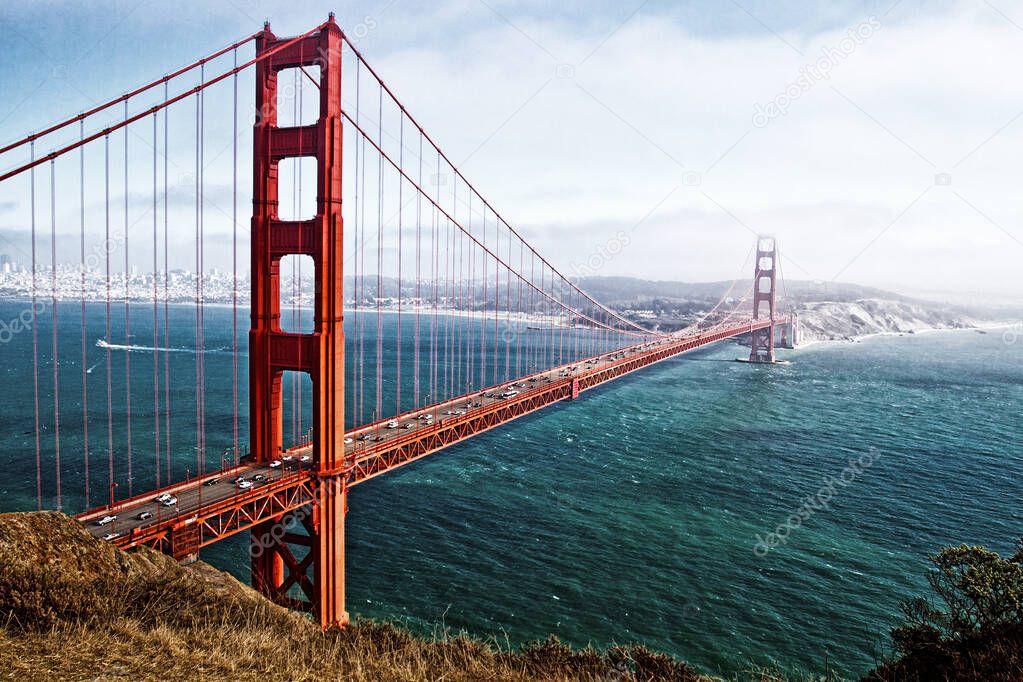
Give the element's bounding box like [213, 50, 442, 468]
[571, 276, 1022, 343]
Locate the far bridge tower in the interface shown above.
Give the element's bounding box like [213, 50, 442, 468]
[749, 236, 777, 363]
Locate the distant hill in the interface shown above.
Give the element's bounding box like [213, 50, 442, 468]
[570, 276, 913, 307]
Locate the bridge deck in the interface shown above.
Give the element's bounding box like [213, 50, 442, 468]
[76, 318, 782, 555]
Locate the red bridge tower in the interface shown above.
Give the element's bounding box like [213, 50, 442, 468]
[749, 236, 777, 363]
[248, 17, 348, 627]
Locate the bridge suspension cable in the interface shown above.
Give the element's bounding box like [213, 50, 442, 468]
[336, 33, 660, 339]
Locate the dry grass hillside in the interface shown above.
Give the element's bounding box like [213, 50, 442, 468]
[0, 511, 743, 682]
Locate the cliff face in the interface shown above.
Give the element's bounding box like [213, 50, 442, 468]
[0, 511, 707, 682]
[795, 298, 974, 345]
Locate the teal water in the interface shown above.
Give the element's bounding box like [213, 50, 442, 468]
[1, 299, 1021, 678]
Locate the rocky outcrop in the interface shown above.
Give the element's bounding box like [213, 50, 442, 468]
[795, 299, 974, 344]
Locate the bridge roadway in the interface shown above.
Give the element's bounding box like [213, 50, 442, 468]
[76, 317, 783, 556]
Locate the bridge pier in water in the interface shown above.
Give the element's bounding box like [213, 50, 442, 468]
[248, 17, 349, 628]
[777, 313, 798, 349]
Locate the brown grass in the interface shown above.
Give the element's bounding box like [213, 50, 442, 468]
[0, 511, 740, 681]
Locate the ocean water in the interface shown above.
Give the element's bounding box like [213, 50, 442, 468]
[1, 299, 1021, 678]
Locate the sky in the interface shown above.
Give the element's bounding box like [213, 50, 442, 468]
[1, 0, 1022, 303]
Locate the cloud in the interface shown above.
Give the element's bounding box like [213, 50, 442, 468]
[355, 0, 1023, 295]
[1, 1, 1021, 296]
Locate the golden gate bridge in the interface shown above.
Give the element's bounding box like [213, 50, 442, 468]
[0, 16, 792, 627]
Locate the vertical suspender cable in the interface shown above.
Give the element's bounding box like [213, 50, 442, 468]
[232, 47, 239, 464]
[505, 221, 511, 381]
[492, 209, 498, 385]
[479, 197, 486, 388]
[353, 61, 361, 427]
[517, 240, 523, 378]
[431, 152, 439, 407]
[358, 87, 367, 426]
[291, 70, 299, 445]
[467, 193, 474, 390]
[79, 122, 90, 509]
[375, 87, 383, 421]
[29, 142, 41, 510]
[560, 278, 568, 366]
[199, 64, 207, 473]
[414, 130, 422, 409]
[491, 209, 497, 385]
[459, 206, 465, 394]
[123, 101, 133, 497]
[152, 113, 161, 488]
[50, 160, 62, 510]
[531, 254, 537, 371]
[396, 114, 403, 415]
[294, 60, 300, 443]
[455, 201, 461, 395]
[445, 213, 452, 401]
[105, 136, 114, 506]
[194, 79, 202, 480]
[163, 83, 172, 480]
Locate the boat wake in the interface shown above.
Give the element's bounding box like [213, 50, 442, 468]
[95, 339, 226, 354]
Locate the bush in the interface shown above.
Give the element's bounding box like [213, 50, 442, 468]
[866, 539, 1023, 682]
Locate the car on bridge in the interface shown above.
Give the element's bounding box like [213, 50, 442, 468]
[95, 515, 117, 527]
[101, 533, 120, 542]
[137, 511, 153, 521]
[155, 493, 177, 507]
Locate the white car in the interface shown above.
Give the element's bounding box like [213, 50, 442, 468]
[155, 492, 173, 503]
[300, 455, 312, 463]
[159, 495, 178, 507]
[344, 437, 353, 444]
[95, 515, 116, 526]
[403, 423, 415, 429]
[386, 420, 399, 429]
[101, 533, 120, 541]
[269, 460, 282, 468]
[282, 455, 294, 462]
[137, 511, 153, 521]
[237, 480, 253, 490]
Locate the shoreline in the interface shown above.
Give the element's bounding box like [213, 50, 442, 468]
[792, 320, 1019, 350]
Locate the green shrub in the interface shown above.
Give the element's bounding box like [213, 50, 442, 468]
[867, 539, 1023, 682]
